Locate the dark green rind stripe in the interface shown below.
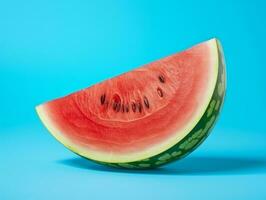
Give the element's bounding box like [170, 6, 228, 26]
[95, 40, 226, 169]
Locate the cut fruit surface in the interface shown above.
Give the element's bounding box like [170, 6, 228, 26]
[36, 38, 226, 168]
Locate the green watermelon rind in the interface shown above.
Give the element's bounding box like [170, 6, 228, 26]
[95, 39, 226, 169]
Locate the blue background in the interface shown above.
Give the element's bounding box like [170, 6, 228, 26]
[1, 0, 266, 199]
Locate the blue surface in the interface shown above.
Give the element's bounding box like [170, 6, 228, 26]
[0, 0, 266, 199]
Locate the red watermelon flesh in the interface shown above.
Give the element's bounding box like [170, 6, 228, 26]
[36, 39, 225, 165]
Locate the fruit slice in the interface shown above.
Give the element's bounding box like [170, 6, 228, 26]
[36, 38, 226, 169]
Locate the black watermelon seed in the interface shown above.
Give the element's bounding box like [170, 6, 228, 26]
[113, 102, 117, 111]
[116, 103, 121, 112]
[157, 87, 163, 97]
[100, 94, 106, 105]
[143, 96, 149, 108]
[132, 103, 136, 112]
[138, 102, 142, 113]
[158, 75, 165, 83]
[125, 104, 129, 112]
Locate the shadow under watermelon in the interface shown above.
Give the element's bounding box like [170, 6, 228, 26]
[57, 155, 266, 176]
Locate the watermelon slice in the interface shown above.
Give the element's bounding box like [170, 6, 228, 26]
[36, 38, 226, 169]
